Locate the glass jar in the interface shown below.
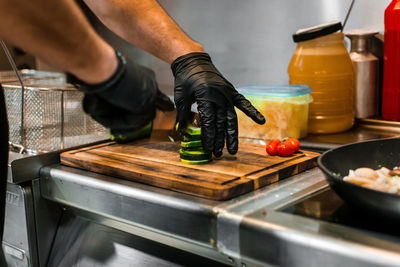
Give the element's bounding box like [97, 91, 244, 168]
[288, 32, 354, 134]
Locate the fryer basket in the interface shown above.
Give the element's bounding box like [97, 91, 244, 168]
[1, 71, 108, 154]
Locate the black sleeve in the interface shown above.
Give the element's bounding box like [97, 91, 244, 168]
[0, 84, 9, 266]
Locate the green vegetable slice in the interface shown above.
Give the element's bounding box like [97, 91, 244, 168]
[184, 125, 201, 136]
[179, 149, 211, 161]
[181, 146, 207, 152]
[180, 158, 212, 165]
[110, 122, 152, 143]
[180, 121, 212, 165]
[181, 140, 203, 148]
[183, 133, 202, 142]
[180, 154, 211, 161]
[179, 149, 209, 156]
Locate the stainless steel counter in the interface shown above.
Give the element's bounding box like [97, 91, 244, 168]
[6, 119, 400, 266]
[301, 119, 400, 151]
[39, 165, 400, 267]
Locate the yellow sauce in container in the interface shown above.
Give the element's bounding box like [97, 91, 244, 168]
[288, 32, 354, 133]
[237, 85, 312, 140]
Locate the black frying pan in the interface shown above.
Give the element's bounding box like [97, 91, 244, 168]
[318, 138, 400, 220]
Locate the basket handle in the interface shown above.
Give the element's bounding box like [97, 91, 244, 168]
[0, 40, 26, 150]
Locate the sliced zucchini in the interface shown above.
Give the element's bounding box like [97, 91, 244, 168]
[181, 146, 207, 152]
[179, 149, 209, 156]
[184, 125, 201, 136]
[110, 122, 152, 143]
[179, 149, 211, 161]
[180, 154, 211, 161]
[180, 158, 212, 165]
[180, 121, 212, 165]
[181, 140, 203, 148]
[182, 133, 202, 142]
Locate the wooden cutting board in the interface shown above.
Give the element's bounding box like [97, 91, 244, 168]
[61, 137, 319, 200]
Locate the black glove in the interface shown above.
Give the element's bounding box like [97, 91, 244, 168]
[172, 52, 265, 157]
[69, 51, 174, 136]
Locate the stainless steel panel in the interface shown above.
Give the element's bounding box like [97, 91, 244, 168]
[7, 151, 24, 183]
[40, 166, 233, 265]
[3, 183, 38, 267]
[39, 166, 222, 251]
[46, 212, 226, 267]
[41, 163, 400, 266]
[302, 119, 400, 151]
[216, 169, 400, 267]
[31, 179, 63, 267]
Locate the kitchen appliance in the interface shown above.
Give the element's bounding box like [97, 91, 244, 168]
[38, 159, 400, 267]
[318, 138, 400, 220]
[382, 0, 400, 121]
[281, 187, 400, 239]
[288, 22, 355, 134]
[2, 82, 107, 154]
[346, 30, 379, 119]
[5, 116, 400, 267]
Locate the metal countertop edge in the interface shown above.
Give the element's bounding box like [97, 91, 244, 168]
[39, 164, 220, 255]
[38, 164, 400, 266]
[40, 165, 217, 214]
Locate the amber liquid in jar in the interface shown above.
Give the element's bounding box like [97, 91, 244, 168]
[288, 33, 354, 134]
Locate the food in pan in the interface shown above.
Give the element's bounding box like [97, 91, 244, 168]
[343, 167, 400, 194]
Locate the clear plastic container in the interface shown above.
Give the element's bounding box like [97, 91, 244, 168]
[237, 85, 312, 140]
[288, 32, 354, 133]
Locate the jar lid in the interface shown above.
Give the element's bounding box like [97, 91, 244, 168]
[292, 21, 342, 43]
[237, 85, 312, 97]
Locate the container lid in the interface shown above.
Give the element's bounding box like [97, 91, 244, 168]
[344, 29, 379, 38]
[293, 21, 342, 43]
[237, 85, 312, 97]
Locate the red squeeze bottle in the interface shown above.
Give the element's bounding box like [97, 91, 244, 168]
[382, 0, 400, 121]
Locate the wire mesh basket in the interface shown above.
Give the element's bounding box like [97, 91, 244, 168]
[2, 73, 108, 154]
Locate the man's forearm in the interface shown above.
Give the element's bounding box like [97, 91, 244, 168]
[0, 0, 117, 84]
[84, 0, 204, 64]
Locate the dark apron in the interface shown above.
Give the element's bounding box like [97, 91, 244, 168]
[0, 84, 8, 266]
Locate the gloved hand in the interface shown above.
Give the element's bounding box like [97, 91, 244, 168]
[172, 52, 265, 156]
[69, 51, 174, 138]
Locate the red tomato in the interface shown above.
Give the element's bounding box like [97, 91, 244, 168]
[266, 139, 281, 156]
[286, 138, 300, 152]
[277, 141, 296, 156]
